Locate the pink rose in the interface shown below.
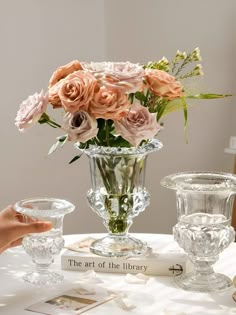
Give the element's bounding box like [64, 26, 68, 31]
[15, 90, 48, 132]
[81, 61, 144, 93]
[62, 111, 98, 143]
[49, 60, 82, 88]
[89, 87, 131, 120]
[114, 103, 161, 147]
[145, 69, 183, 100]
[59, 71, 98, 113]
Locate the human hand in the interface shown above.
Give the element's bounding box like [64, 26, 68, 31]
[0, 205, 52, 253]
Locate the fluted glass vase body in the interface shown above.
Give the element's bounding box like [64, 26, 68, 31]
[84, 139, 162, 257]
[161, 172, 236, 292]
[14, 197, 75, 286]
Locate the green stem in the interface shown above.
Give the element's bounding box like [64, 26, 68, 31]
[96, 159, 111, 192]
[39, 113, 61, 128]
[105, 121, 110, 146]
[46, 120, 61, 128]
[144, 90, 150, 107]
[174, 55, 191, 77]
[156, 101, 168, 122]
[93, 137, 100, 145]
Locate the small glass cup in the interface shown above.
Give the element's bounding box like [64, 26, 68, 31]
[161, 172, 236, 292]
[14, 197, 75, 286]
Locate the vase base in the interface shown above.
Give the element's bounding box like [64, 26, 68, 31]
[175, 271, 233, 292]
[90, 234, 147, 257]
[23, 270, 64, 287]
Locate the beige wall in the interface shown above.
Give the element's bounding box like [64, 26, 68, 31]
[1, 0, 235, 234]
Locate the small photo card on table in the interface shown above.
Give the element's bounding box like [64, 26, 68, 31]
[26, 286, 115, 315]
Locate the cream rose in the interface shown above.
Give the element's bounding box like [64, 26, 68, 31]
[49, 60, 82, 88]
[114, 103, 161, 147]
[89, 87, 131, 120]
[62, 111, 98, 143]
[59, 71, 98, 113]
[15, 90, 48, 132]
[145, 69, 183, 100]
[82, 61, 144, 93]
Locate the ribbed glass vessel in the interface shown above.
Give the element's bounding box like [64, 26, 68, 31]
[161, 172, 236, 292]
[14, 197, 75, 286]
[83, 139, 162, 257]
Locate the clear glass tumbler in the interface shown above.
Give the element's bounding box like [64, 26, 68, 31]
[14, 197, 75, 286]
[161, 172, 236, 292]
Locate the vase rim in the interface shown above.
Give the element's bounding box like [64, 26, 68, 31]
[14, 197, 75, 217]
[161, 171, 236, 192]
[75, 138, 163, 156]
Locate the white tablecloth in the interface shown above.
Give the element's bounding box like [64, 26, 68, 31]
[0, 233, 236, 315]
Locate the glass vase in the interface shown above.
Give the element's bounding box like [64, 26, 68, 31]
[82, 139, 162, 257]
[161, 172, 236, 292]
[14, 197, 75, 286]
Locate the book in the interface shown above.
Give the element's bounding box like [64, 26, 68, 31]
[61, 237, 191, 276]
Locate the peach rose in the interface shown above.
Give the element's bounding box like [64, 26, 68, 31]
[49, 60, 82, 88]
[89, 87, 131, 120]
[15, 90, 48, 132]
[145, 69, 183, 100]
[82, 61, 144, 93]
[62, 111, 98, 143]
[114, 103, 161, 147]
[48, 80, 64, 108]
[59, 71, 98, 113]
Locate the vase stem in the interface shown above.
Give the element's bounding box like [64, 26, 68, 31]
[90, 234, 147, 258]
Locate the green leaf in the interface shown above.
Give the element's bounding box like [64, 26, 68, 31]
[48, 141, 60, 155]
[161, 98, 185, 117]
[96, 118, 113, 146]
[57, 135, 67, 142]
[187, 93, 232, 99]
[69, 155, 82, 164]
[38, 112, 50, 122]
[156, 102, 168, 121]
[159, 97, 188, 142]
[48, 135, 68, 155]
[160, 93, 232, 118]
[57, 134, 68, 147]
[180, 97, 188, 127]
[38, 112, 61, 128]
[38, 119, 48, 124]
[108, 136, 131, 147]
[128, 93, 135, 104]
[38, 113, 50, 124]
[180, 96, 188, 143]
[75, 141, 89, 149]
[134, 91, 147, 103]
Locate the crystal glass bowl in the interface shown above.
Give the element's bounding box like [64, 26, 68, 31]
[161, 172, 236, 292]
[83, 139, 162, 257]
[14, 197, 75, 286]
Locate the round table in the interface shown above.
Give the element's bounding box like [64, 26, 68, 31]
[0, 233, 236, 315]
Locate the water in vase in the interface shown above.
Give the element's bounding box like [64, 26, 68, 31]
[161, 171, 236, 292]
[174, 213, 235, 258]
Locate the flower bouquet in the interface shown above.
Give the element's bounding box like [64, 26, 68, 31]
[15, 48, 230, 257]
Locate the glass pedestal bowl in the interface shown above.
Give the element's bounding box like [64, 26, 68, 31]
[161, 172, 236, 292]
[14, 197, 75, 286]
